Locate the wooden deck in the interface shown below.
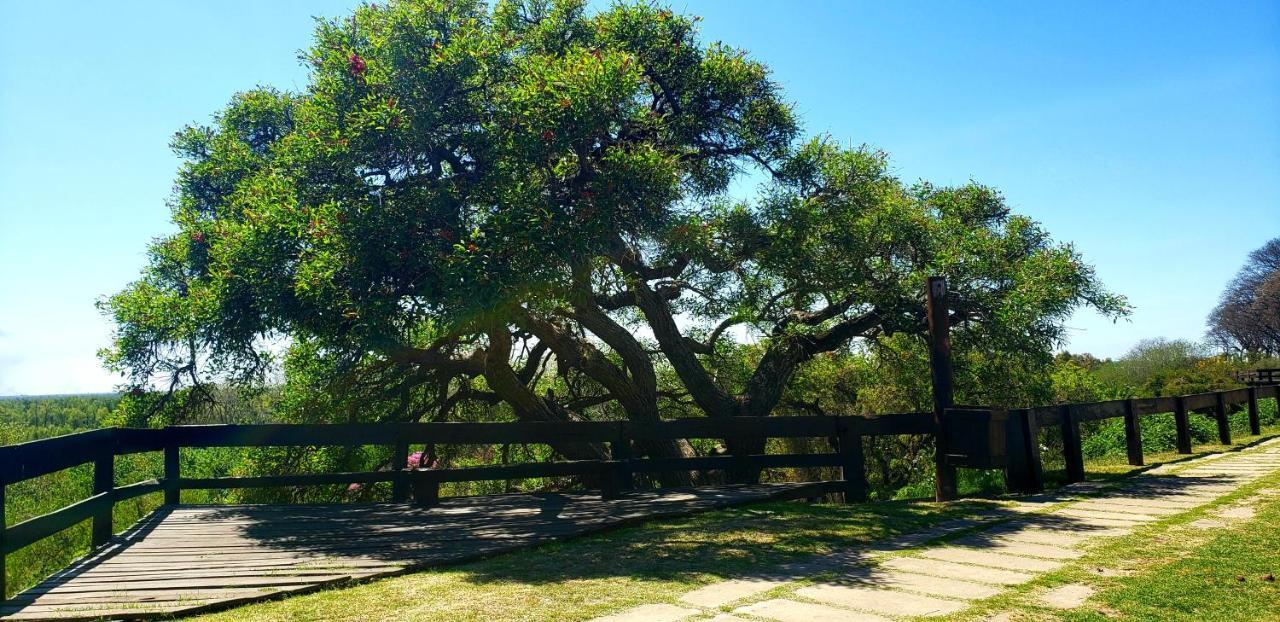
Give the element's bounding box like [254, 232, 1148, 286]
[0, 483, 828, 621]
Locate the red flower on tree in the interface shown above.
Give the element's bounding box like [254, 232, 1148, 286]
[541, 129, 556, 141]
[190, 232, 206, 243]
[348, 53, 367, 76]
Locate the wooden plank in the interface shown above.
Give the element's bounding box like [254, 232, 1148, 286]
[1221, 388, 1251, 405]
[1182, 392, 1218, 411]
[1072, 399, 1128, 422]
[114, 480, 164, 502]
[4, 493, 111, 554]
[178, 471, 397, 490]
[1132, 396, 1177, 416]
[627, 453, 841, 474]
[0, 429, 115, 484]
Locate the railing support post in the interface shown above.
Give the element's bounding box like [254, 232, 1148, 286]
[164, 436, 181, 505]
[391, 438, 409, 503]
[412, 471, 439, 507]
[91, 447, 114, 547]
[605, 423, 632, 500]
[1247, 387, 1261, 436]
[1062, 405, 1085, 484]
[1123, 399, 1144, 467]
[837, 417, 868, 503]
[1174, 396, 1192, 454]
[1214, 392, 1231, 445]
[925, 276, 958, 502]
[1004, 410, 1043, 494]
[1, 480, 7, 602]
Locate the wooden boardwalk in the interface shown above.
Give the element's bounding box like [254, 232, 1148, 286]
[0, 483, 825, 621]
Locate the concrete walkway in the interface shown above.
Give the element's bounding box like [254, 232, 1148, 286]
[588, 438, 1280, 622]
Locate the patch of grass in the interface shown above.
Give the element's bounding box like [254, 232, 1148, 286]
[947, 468, 1280, 622]
[189, 498, 996, 622]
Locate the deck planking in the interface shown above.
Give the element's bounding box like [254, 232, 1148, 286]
[1, 482, 828, 621]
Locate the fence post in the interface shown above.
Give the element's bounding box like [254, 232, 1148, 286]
[164, 431, 180, 505]
[1173, 396, 1192, 454]
[606, 423, 633, 500]
[1, 478, 6, 602]
[1062, 405, 1085, 483]
[412, 471, 440, 506]
[1214, 392, 1231, 445]
[925, 276, 958, 502]
[91, 445, 114, 547]
[391, 436, 409, 503]
[1004, 410, 1043, 494]
[837, 417, 868, 503]
[1123, 399, 1144, 467]
[1247, 387, 1261, 436]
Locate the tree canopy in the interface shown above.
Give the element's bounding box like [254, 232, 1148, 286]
[100, 0, 1126, 465]
[1209, 238, 1280, 356]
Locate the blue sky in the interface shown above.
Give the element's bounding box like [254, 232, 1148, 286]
[1, 1, 1277, 396]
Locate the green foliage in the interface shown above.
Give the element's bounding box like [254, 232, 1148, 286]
[100, 0, 1123, 448]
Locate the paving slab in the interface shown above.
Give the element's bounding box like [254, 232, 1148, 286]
[1189, 518, 1228, 530]
[1039, 583, 1094, 609]
[796, 584, 966, 617]
[982, 526, 1093, 547]
[734, 599, 892, 622]
[1054, 508, 1158, 523]
[917, 548, 1064, 573]
[881, 557, 1037, 586]
[679, 578, 787, 608]
[1216, 506, 1256, 519]
[588, 603, 700, 622]
[947, 537, 1083, 560]
[1071, 501, 1181, 516]
[834, 570, 1000, 600]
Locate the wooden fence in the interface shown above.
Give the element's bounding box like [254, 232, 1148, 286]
[4, 382, 1278, 601]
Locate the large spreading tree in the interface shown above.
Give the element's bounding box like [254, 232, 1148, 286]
[1209, 238, 1280, 356]
[101, 0, 1126, 470]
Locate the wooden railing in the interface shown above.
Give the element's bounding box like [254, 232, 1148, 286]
[0, 411, 938, 600]
[2, 383, 1277, 601]
[1234, 368, 1280, 386]
[973, 384, 1280, 493]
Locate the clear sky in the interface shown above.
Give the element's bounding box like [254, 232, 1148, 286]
[1, 1, 1277, 396]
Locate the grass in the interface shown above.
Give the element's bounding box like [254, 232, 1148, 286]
[188, 498, 998, 622]
[938, 467, 1280, 622]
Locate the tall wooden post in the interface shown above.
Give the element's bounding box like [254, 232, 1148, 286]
[164, 440, 181, 505]
[1247, 388, 1261, 436]
[1, 480, 7, 602]
[1004, 410, 1043, 494]
[1061, 405, 1085, 483]
[838, 417, 868, 503]
[1213, 392, 1231, 445]
[1122, 399, 1144, 466]
[91, 448, 115, 547]
[926, 276, 958, 502]
[1173, 396, 1192, 454]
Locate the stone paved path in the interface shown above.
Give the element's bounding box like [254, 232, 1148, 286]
[587, 437, 1280, 622]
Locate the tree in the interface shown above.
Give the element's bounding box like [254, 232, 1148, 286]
[100, 0, 1126, 478]
[1209, 238, 1280, 356]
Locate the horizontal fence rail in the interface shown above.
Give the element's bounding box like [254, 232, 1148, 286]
[1, 383, 1278, 603]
